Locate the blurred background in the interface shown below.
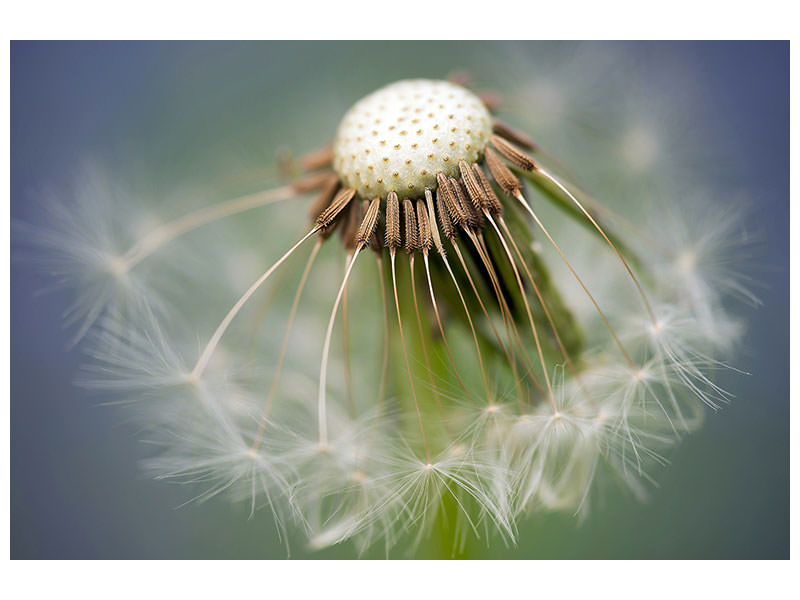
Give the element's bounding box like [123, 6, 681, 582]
[10, 41, 788, 559]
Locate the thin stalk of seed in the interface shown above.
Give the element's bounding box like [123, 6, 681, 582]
[432, 186, 518, 377]
[534, 166, 657, 324]
[472, 228, 545, 397]
[191, 225, 320, 380]
[422, 193, 491, 401]
[465, 228, 544, 398]
[318, 246, 364, 449]
[119, 184, 300, 272]
[251, 237, 322, 453]
[513, 190, 637, 370]
[495, 215, 589, 397]
[485, 212, 555, 408]
[390, 249, 431, 464]
[449, 239, 527, 407]
[342, 248, 355, 416]
[425, 240, 492, 404]
[376, 255, 390, 410]
[415, 197, 481, 402]
[409, 253, 442, 411]
[492, 130, 658, 323]
[316, 198, 381, 447]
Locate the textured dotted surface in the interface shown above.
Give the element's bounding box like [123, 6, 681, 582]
[333, 79, 492, 200]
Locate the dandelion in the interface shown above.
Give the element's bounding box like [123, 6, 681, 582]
[31, 71, 749, 556]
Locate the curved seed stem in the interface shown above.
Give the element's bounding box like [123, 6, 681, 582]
[192, 227, 318, 380]
[514, 191, 637, 370]
[390, 251, 431, 464]
[485, 213, 555, 409]
[318, 245, 364, 448]
[376, 255, 390, 411]
[410, 255, 443, 410]
[428, 252, 492, 404]
[251, 238, 322, 452]
[121, 185, 296, 271]
[536, 167, 657, 324]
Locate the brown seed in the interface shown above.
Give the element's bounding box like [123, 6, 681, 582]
[458, 160, 486, 213]
[484, 147, 520, 195]
[472, 164, 503, 215]
[403, 198, 420, 254]
[492, 118, 537, 150]
[435, 185, 457, 241]
[385, 191, 401, 250]
[416, 199, 432, 253]
[490, 134, 537, 171]
[437, 173, 465, 228]
[356, 197, 382, 247]
[450, 177, 483, 230]
[316, 187, 356, 230]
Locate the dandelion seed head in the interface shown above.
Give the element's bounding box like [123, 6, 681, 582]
[27, 50, 755, 555]
[333, 79, 491, 199]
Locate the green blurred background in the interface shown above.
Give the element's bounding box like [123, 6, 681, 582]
[11, 41, 788, 558]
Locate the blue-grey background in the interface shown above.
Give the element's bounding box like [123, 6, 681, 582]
[10, 41, 789, 559]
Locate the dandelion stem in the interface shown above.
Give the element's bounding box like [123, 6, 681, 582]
[191, 226, 318, 380]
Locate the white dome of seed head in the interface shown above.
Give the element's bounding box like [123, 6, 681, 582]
[333, 79, 493, 200]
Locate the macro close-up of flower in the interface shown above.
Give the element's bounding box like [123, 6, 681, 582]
[10, 40, 789, 560]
